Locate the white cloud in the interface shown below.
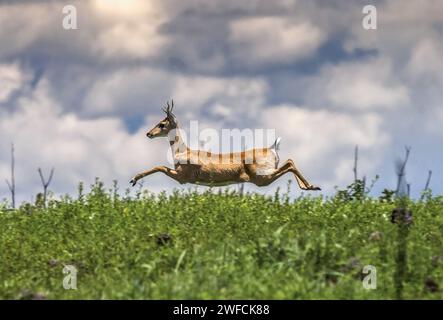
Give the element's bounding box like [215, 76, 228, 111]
[427, 107, 443, 136]
[82, 67, 174, 117]
[83, 67, 269, 121]
[162, 0, 298, 15]
[382, 0, 443, 24]
[91, 0, 169, 60]
[0, 0, 170, 62]
[211, 103, 232, 118]
[0, 3, 52, 58]
[304, 58, 409, 111]
[344, 0, 443, 59]
[173, 75, 268, 117]
[0, 63, 26, 102]
[228, 16, 324, 66]
[92, 0, 156, 18]
[407, 38, 443, 82]
[93, 22, 169, 60]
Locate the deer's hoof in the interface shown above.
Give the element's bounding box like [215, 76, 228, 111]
[304, 185, 321, 191]
[130, 179, 137, 187]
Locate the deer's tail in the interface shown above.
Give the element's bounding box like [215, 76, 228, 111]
[270, 137, 282, 151]
[270, 137, 281, 168]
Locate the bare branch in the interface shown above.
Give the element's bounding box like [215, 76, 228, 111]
[37, 167, 55, 207]
[38, 168, 45, 186]
[48, 168, 55, 186]
[5, 143, 16, 209]
[5, 179, 12, 192]
[238, 183, 244, 196]
[424, 170, 432, 191]
[353, 145, 358, 183]
[395, 146, 411, 197]
[396, 146, 411, 175]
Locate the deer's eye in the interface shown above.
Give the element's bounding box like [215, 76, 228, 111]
[159, 123, 165, 129]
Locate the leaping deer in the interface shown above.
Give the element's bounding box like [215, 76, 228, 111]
[130, 101, 320, 191]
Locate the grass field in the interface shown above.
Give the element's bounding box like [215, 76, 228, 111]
[0, 180, 442, 299]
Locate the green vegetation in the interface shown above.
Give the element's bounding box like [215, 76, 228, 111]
[0, 180, 442, 299]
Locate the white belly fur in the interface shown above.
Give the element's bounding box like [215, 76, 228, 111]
[194, 180, 238, 187]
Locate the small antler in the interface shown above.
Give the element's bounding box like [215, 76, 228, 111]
[163, 99, 175, 118]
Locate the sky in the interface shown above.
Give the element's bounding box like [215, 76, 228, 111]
[1, 0, 442, 204]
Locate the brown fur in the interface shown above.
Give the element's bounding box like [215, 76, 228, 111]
[130, 101, 320, 191]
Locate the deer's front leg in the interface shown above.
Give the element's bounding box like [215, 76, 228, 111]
[130, 166, 179, 186]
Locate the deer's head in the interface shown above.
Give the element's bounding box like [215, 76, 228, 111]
[147, 100, 177, 139]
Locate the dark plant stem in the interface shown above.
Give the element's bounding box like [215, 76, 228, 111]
[394, 196, 411, 300]
[353, 145, 358, 183]
[395, 218, 409, 299]
[396, 146, 411, 197]
[238, 183, 244, 196]
[424, 170, 432, 191]
[5, 143, 16, 209]
[38, 167, 55, 207]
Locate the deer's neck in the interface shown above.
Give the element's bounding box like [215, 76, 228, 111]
[169, 126, 189, 156]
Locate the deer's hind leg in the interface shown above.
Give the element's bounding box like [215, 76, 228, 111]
[286, 159, 320, 190]
[251, 159, 320, 190]
[250, 161, 292, 187]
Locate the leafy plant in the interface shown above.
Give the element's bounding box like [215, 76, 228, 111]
[0, 181, 442, 299]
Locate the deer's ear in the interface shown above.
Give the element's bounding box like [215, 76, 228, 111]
[167, 113, 177, 125]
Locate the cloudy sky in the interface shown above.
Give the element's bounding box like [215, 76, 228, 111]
[1, 0, 442, 203]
